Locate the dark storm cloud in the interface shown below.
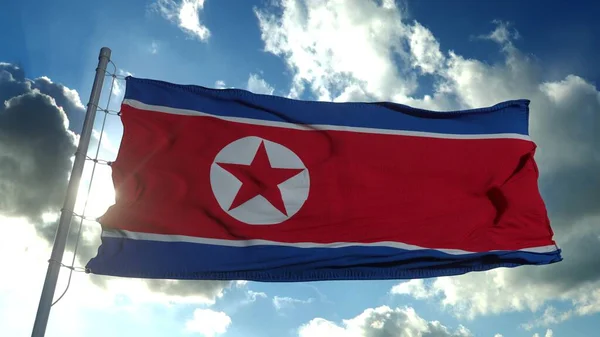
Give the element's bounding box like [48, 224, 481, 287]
[144, 279, 230, 300]
[512, 231, 600, 292]
[0, 62, 231, 300]
[532, 75, 600, 224]
[519, 75, 600, 291]
[31, 76, 86, 131]
[0, 76, 77, 222]
[540, 164, 600, 223]
[0, 62, 86, 132]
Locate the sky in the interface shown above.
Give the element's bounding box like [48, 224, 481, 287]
[0, 0, 599, 336]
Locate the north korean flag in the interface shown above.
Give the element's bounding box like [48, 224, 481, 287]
[86, 76, 562, 281]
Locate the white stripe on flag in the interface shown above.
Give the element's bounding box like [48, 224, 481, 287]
[102, 229, 559, 255]
[122, 99, 533, 141]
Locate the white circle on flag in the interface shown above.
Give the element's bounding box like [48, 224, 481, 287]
[210, 136, 310, 225]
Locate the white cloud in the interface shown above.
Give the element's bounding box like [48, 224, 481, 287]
[91, 129, 118, 157]
[185, 309, 231, 337]
[32, 75, 86, 112]
[255, 0, 418, 102]
[247, 73, 275, 94]
[298, 305, 473, 337]
[478, 20, 520, 44]
[255, 0, 600, 329]
[299, 318, 348, 337]
[391, 246, 600, 321]
[155, 0, 210, 41]
[521, 306, 569, 330]
[247, 290, 268, 302]
[74, 160, 116, 221]
[390, 279, 431, 299]
[111, 69, 133, 100]
[532, 330, 554, 337]
[521, 284, 600, 330]
[273, 295, 314, 310]
[150, 40, 159, 54]
[0, 215, 185, 336]
[214, 80, 227, 89]
[391, 273, 556, 319]
[408, 22, 445, 74]
[390, 221, 600, 324]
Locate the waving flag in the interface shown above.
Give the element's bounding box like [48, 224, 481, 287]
[86, 76, 562, 281]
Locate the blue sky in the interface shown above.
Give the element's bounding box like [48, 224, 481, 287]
[0, 1, 599, 337]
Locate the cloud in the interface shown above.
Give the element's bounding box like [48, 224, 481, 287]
[0, 62, 85, 132]
[476, 20, 520, 44]
[185, 309, 231, 337]
[522, 306, 571, 330]
[150, 41, 159, 54]
[257, 0, 600, 329]
[298, 305, 473, 337]
[247, 290, 268, 302]
[532, 329, 554, 337]
[246, 73, 275, 94]
[0, 66, 77, 223]
[91, 129, 118, 156]
[141, 279, 229, 305]
[521, 286, 600, 330]
[204, 281, 268, 316]
[389, 219, 600, 323]
[155, 0, 211, 41]
[388, 35, 600, 322]
[111, 69, 133, 100]
[255, 0, 411, 102]
[390, 279, 431, 299]
[254, 0, 453, 103]
[214, 80, 227, 89]
[0, 217, 97, 337]
[273, 295, 314, 311]
[0, 215, 192, 337]
[407, 22, 445, 74]
[0, 62, 232, 305]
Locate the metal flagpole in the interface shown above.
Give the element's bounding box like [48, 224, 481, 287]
[31, 47, 112, 337]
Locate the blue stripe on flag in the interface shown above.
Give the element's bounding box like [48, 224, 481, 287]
[123, 77, 531, 137]
[86, 236, 562, 281]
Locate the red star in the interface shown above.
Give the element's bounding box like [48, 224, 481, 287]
[216, 141, 304, 215]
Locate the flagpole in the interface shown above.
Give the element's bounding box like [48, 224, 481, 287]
[31, 47, 112, 337]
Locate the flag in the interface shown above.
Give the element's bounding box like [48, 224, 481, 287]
[85, 76, 562, 282]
